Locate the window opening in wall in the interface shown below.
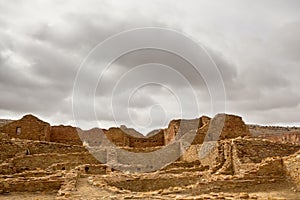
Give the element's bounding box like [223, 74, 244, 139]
[16, 127, 21, 135]
[85, 166, 89, 173]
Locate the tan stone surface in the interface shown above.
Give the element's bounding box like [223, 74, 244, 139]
[0, 113, 300, 199]
[0, 114, 51, 141]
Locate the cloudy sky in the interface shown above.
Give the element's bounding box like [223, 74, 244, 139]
[0, 0, 299, 133]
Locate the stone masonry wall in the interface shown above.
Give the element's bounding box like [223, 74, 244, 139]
[194, 138, 300, 176]
[103, 128, 130, 147]
[0, 175, 64, 193]
[205, 114, 250, 141]
[0, 138, 86, 163]
[283, 150, 300, 190]
[0, 152, 101, 174]
[164, 118, 204, 145]
[0, 113, 251, 148]
[282, 132, 300, 144]
[165, 114, 249, 147]
[0, 115, 50, 141]
[129, 130, 164, 147]
[50, 125, 82, 145]
[233, 138, 300, 163]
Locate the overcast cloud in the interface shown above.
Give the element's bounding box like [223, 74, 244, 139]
[0, 0, 299, 133]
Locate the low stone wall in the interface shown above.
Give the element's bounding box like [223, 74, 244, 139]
[180, 144, 202, 162]
[197, 138, 300, 176]
[46, 162, 85, 171]
[0, 174, 64, 193]
[198, 141, 222, 171]
[247, 157, 285, 177]
[27, 140, 86, 154]
[232, 139, 300, 175]
[0, 139, 25, 162]
[57, 168, 81, 197]
[233, 138, 300, 163]
[114, 142, 181, 172]
[0, 138, 87, 162]
[0, 152, 101, 174]
[81, 164, 108, 175]
[0, 164, 108, 195]
[0, 170, 53, 178]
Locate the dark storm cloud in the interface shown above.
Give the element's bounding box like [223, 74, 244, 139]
[0, 0, 299, 131]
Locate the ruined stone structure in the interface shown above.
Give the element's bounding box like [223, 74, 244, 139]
[102, 128, 130, 147]
[83, 113, 250, 148]
[164, 118, 203, 145]
[0, 113, 250, 148]
[1, 114, 300, 199]
[1, 131, 300, 199]
[256, 131, 300, 144]
[0, 115, 83, 145]
[0, 115, 51, 141]
[198, 137, 300, 175]
[164, 114, 250, 146]
[282, 131, 300, 144]
[216, 114, 250, 140]
[51, 125, 82, 145]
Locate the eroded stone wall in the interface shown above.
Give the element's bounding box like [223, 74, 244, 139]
[164, 118, 203, 145]
[188, 138, 300, 176]
[206, 114, 250, 141]
[0, 152, 101, 174]
[282, 132, 300, 144]
[283, 150, 300, 190]
[0, 115, 50, 141]
[50, 125, 82, 145]
[129, 130, 164, 147]
[164, 114, 249, 146]
[233, 138, 300, 164]
[103, 128, 130, 147]
[0, 113, 251, 148]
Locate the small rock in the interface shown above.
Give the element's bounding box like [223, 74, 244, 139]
[64, 192, 71, 198]
[239, 192, 249, 199]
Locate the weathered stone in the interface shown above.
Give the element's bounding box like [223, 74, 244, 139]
[239, 192, 249, 199]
